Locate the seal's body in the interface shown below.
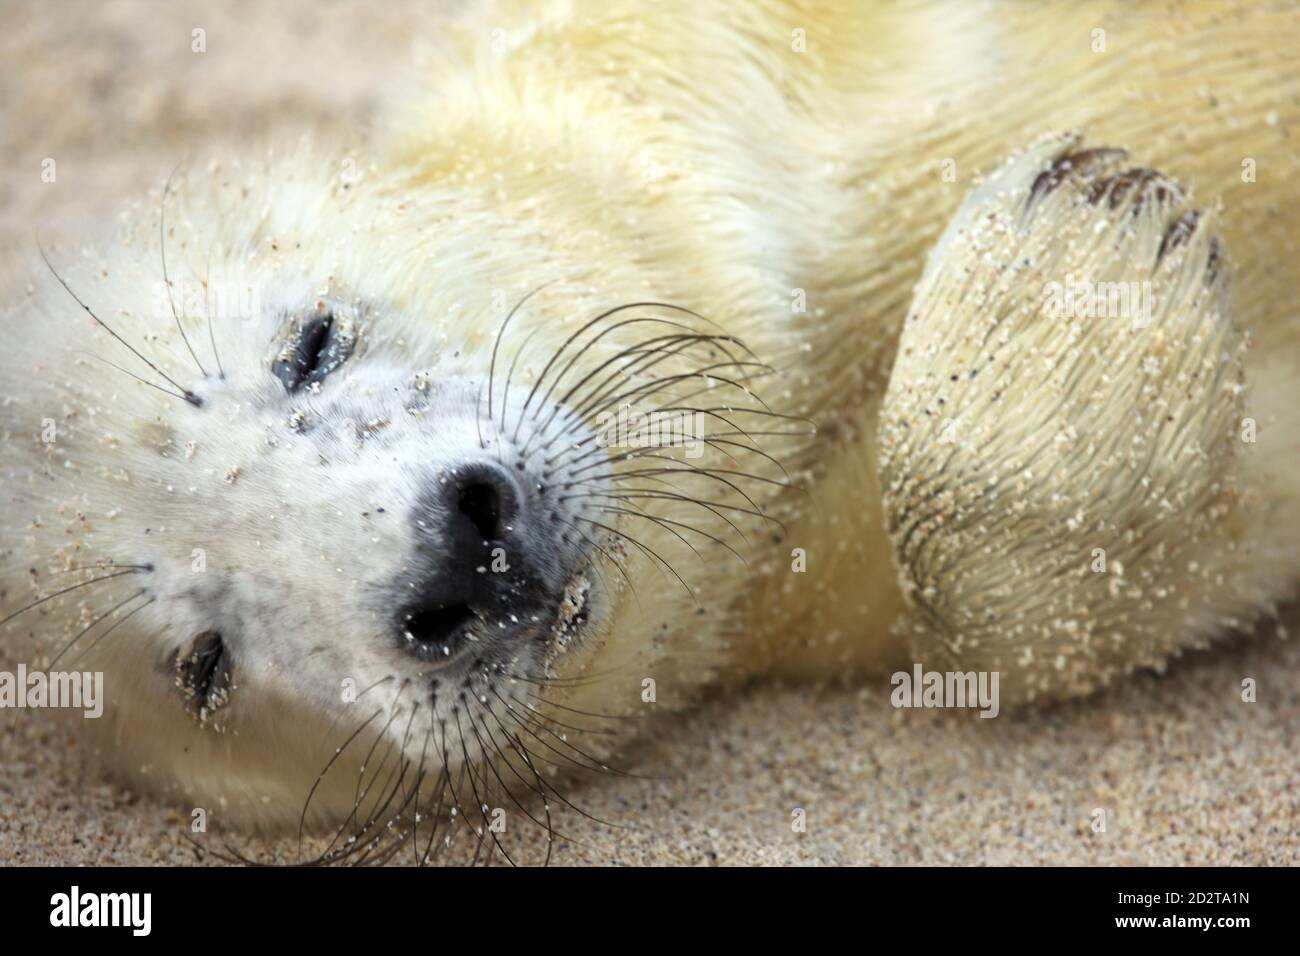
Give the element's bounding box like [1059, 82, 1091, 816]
[2, 0, 1297, 840]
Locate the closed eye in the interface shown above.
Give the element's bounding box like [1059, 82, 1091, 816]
[273, 308, 353, 392]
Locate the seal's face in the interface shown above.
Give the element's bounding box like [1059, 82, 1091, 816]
[96, 281, 614, 801]
[3, 173, 784, 835]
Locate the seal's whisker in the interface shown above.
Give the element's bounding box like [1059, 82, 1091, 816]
[40, 245, 202, 405]
[434, 718, 489, 862]
[500, 324, 545, 441]
[348, 754, 421, 867]
[27, 562, 152, 577]
[598, 478, 787, 535]
[507, 668, 622, 691]
[406, 729, 433, 865]
[201, 214, 225, 379]
[71, 594, 154, 666]
[46, 588, 147, 670]
[297, 706, 385, 854]
[557, 331, 743, 416]
[522, 689, 650, 723]
[480, 693, 620, 830]
[662, 403, 815, 428]
[563, 334, 758, 427]
[487, 282, 557, 436]
[514, 302, 726, 441]
[0, 568, 144, 630]
[599, 504, 749, 566]
[609, 463, 787, 498]
[159, 164, 210, 379]
[565, 489, 752, 543]
[554, 518, 640, 606]
[571, 454, 784, 493]
[350, 701, 421, 853]
[340, 706, 403, 838]
[308, 717, 421, 867]
[547, 383, 789, 474]
[494, 688, 644, 782]
[453, 708, 516, 865]
[504, 693, 622, 737]
[416, 766, 454, 867]
[73, 350, 195, 404]
[663, 365, 785, 410]
[474, 702, 616, 860]
[579, 516, 696, 601]
[467, 706, 569, 861]
[524, 329, 715, 458]
[352, 781, 424, 867]
[491, 703, 607, 777]
[523, 319, 733, 451]
[581, 362, 776, 424]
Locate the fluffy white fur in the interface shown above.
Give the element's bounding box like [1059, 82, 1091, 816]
[1, 0, 1297, 844]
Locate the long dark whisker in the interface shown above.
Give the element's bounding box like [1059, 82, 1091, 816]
[297, 706, 384, 855]
[561, 332, 755, 429]
[521, 321, 733, 451]
[580, 362, 775, 428]
[487, 282, 558, 434]
[72, 594, 154, 666]
[598, 504, 748, 565]
[40, 246, 201, 406]
[522, 689, 651, 723]
[417, 766, 453, 866]
[500, 325, 545, 435]
[512, 304, 718, 442]
[530, 337, 750, 463]
[572, 489, 750, 544]
[466, 704, 560, 819]
[454, 708, 515, 865]
[433, 719, 488, 863]
[160, 164, 210, 378]
[579, 517, 696, 600]
[73, 351, 194, 404]
[26, 562, 152, 578]
[47, 588, 146, 669]
[201, 216, 226, 378]
[533, 332, 752, 462]
[479, 692, 622, 830]
[407, 729, 433, 866]
[0, 569, 143, 629]
[554, 518, 640, 606]
[470, 700, 610, 860]
[494, 690, 646, 783]
[505, 692, 622, 737]
[569, 481, 781, 529]
[569, 458, 772, 522]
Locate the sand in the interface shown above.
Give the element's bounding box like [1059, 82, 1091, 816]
[1, 0, 1297, 866]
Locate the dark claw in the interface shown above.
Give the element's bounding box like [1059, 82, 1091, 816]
[1027, 147, 1127, 208]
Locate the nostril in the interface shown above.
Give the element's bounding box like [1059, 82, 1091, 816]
[458, 480, 502, 541]
[400, 601, 476, 659]
[450, 463, 519, 542]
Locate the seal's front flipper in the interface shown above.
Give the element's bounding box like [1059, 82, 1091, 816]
[877, 134, 1253, 704]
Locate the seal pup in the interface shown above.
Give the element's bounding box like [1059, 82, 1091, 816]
[2, 1, 1297, 859]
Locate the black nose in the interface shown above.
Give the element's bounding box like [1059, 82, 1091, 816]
[395, 462, 523, 662]
[447, 462, 519, 546]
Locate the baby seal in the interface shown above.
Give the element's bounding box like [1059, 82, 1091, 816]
[2, 0, 1298, 862]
